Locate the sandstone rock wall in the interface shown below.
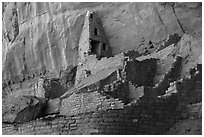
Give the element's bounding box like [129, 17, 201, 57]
[2, 2, 202, 84]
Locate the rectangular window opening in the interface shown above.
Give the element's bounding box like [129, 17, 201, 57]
[90, 13, 93, 19]
[102, 43, 106, 51]
[94, 28, 98, 35]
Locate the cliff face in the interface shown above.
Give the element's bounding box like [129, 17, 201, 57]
[2, 2, 83, 83]
[2, 2, 202, 84]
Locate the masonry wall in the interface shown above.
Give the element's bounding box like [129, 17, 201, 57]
[89, 12, 112, 58]
[2, 93, 178, 135]
[75, 53, 124, 85]
[3, 64, 201, 135]
[125, 58, 157, 87]
[60, 87, 125, 116]
[176, 66, 202, 104]
[75, 11, 113, 85]
[2, 71, 202, 135]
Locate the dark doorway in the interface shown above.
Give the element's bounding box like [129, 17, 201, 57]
[102, 43, 106, 51]
[90, 39, 100, 56]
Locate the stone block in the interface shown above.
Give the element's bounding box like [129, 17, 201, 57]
[70, 126, 77, 130]
[69, 123, 77, 127]
[44, 98, 60, 115]
[68, 119, 76, 124]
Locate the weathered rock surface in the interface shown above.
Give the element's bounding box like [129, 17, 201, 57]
[2, 2, 201, 84]
[35, 77, 47, 98]
[177, 34, 202, 77]
[2, 95, 46, 123]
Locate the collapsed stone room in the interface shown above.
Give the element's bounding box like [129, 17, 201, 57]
[2, 2, 202, 135]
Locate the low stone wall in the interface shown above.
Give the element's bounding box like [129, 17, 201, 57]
[2, 92, 179, 135]
[60, 90, 125, 116]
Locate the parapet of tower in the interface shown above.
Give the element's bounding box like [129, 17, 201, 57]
[78, 11, 112, 62]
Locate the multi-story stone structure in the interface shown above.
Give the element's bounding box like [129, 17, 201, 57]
[75, 11, 112, 85]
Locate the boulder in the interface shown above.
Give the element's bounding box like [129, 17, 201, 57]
[2, 95, 46, 123]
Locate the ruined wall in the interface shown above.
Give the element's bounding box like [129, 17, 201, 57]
[60, 90, 124, 117]
[60, 67, 128, 116]
[77, 11, 90, 64]
[75, 11, 113, 85]
[2, 2, 202, 135]
[88, 12, 112, 58]
[176, 64, 202, 105]
[2, 60, 202, 135]
[75, 53, 124, 85]
[2, 93, 179, 135]
[125, 58, 157, 87]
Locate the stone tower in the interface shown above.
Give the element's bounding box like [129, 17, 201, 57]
[75, 11, 112, 85]
[78, 11, 112, 62]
